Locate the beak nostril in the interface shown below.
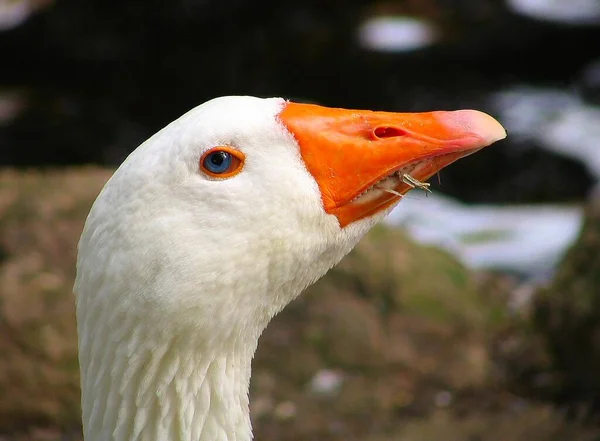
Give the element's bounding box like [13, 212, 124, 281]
[373, 126, 406, 139]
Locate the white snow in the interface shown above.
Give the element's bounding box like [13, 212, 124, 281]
[386, 192, 582, 277]
[358, 16, 438, 52]
[506, 0, 600, 25]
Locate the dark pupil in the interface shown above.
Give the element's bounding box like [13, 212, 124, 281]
[210, 152, 226, 166]
[205, 150, 232, 174]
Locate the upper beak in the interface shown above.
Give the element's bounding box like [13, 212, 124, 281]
[279, 101, 506, 227]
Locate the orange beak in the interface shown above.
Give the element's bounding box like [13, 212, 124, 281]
[279, 101, 506, 227]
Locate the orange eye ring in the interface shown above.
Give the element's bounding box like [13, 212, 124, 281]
[199, 146, 245, 179]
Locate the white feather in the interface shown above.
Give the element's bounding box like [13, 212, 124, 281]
[75, 96, 387, 441]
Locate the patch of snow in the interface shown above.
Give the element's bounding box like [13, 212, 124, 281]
[506, 0, 600, 25]
[386, 192, 582, 277]
[358, 16, 438, 52]
[492, 86, 600, 179]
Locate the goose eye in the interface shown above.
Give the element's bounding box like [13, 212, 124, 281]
[205, 151, 231, 173]
[200, 147, 244, 178]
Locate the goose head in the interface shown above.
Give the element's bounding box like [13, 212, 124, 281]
[75, 96, 505, 441]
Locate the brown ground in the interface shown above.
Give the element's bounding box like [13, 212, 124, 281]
[0, 168, 598, 440]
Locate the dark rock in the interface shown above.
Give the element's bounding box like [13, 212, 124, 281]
[577, 59, 600, 106]
[533, 195, 600, 417]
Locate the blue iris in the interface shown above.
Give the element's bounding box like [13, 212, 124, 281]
[204, 151, 232, 174]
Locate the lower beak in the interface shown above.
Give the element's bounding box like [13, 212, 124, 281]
[279, 101, 506, 227]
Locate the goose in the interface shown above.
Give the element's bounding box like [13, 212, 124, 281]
[74, 96, 506, 441]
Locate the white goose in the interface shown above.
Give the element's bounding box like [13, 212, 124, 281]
[75, 96, 505, 441]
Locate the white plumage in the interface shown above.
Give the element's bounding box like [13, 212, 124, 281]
[75, 96, 505, 441]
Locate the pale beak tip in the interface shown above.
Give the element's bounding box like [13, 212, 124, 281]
[456, 109, 507, 146]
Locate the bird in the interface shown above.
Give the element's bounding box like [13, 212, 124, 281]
[74, 96, 506, 441]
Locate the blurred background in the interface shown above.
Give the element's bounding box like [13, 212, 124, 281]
[1, 0, 600, 439]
